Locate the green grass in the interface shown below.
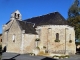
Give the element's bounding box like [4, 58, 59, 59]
[53, 55, 69, 59]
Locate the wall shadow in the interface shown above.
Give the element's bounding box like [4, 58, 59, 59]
[2, 59, 16, 60]
[41, 57, 57, 60]
[10, 54, 20, 59]
[2, 54, 20, 60]
[2, 46, 6, 53]
[76, 47, 80, 54]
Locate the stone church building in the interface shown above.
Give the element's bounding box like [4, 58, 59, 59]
[2, 10, 76, 54]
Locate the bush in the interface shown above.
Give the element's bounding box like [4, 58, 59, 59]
[64, 55, 69, 58]
[54, 40, 60, 42]
[29, 53, 35, 56]
[59, 55, 69, 59]
[43, 46, 46, 49]
[59, 56, 65, 59]
[36, 47, 40, 50]
[53, 55, 69, 59]
[76, 42, 80, 46]
[69, 40, 72, 43]
[35, 38, 40, 41]
[53, 55, 59, 58]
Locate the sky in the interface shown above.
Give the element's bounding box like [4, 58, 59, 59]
[0, 0, 74, 33]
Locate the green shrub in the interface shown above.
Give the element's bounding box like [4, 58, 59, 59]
[59, 56, 65, 59]
[53, 55, 69, 59]
[43, 46, 46, 49]
[76, 42, 80, 46]
[36, 47, 40, 50]
[53, 55, 59, 58]
[35, 38, 40, 41]
[69, 40, 72, 43]
[64, 55, 69, 58]
[54, 40, 60, 42]
[29, 53, 35, 56]
[59, 55, 69, 59]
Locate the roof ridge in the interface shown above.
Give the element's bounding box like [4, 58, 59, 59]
[23, 12, 68, 26]
[24, 12, 59, 20]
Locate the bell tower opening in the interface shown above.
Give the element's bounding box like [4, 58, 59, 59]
[18, 14, 20, 18]
[10, 10, 22, 21]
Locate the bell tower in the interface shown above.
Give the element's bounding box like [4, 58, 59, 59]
[10, 10, 22, 21]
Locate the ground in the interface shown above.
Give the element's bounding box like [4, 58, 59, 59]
[2, 52, 80, 60]
[0, 45, 2, 60]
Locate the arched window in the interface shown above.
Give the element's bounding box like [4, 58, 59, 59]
[12, 34, 15, 42]
[15, 13, 16, 17]
[69, 34, 71, 40]
[1, 39, 2, 42]
[18, 14, 20, 18]
[56, 33, 59, 40]
[37, 29, 41, 38]
[48, 28, 51, 33]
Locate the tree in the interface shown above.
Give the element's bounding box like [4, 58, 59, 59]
[68, 0, 80, 41]
[68, 0, 80, 17]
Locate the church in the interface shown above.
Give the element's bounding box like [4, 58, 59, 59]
[2, 10, 76, 55]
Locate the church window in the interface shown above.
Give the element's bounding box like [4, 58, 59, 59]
[38, 29, 41, 38]
[55, 33, 60, 42]
[69, 34, 71, 40]
[69, 34, 72, 43]
[48, 28, 51, 33]
[18, 14, 20, 18]
[1, 39, 2, 42]
[56, 33, 59, 40]
[12, 34, 15, 42]
[48, 28, 51, 29]
[15, 13, 16, 17]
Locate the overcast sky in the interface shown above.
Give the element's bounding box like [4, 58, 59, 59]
[0, 0, 74, 33]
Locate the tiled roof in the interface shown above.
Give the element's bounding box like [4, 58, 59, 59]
[0, 34, 2, 36]
[5, 12, 70, 34]
[6, 20, 11, 24]
[17, 20, 37, 34]
[24, 12, 69, 26]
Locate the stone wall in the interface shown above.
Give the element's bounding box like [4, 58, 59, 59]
[36, 25, 76, 54]
[2, 18, 39, 54]
[22, 34, 38, 54]
[2, 20, 13, 49]
[2, 18, 76, 54]
[0, 35, 2, 45]
[7, 20, 22, 53]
